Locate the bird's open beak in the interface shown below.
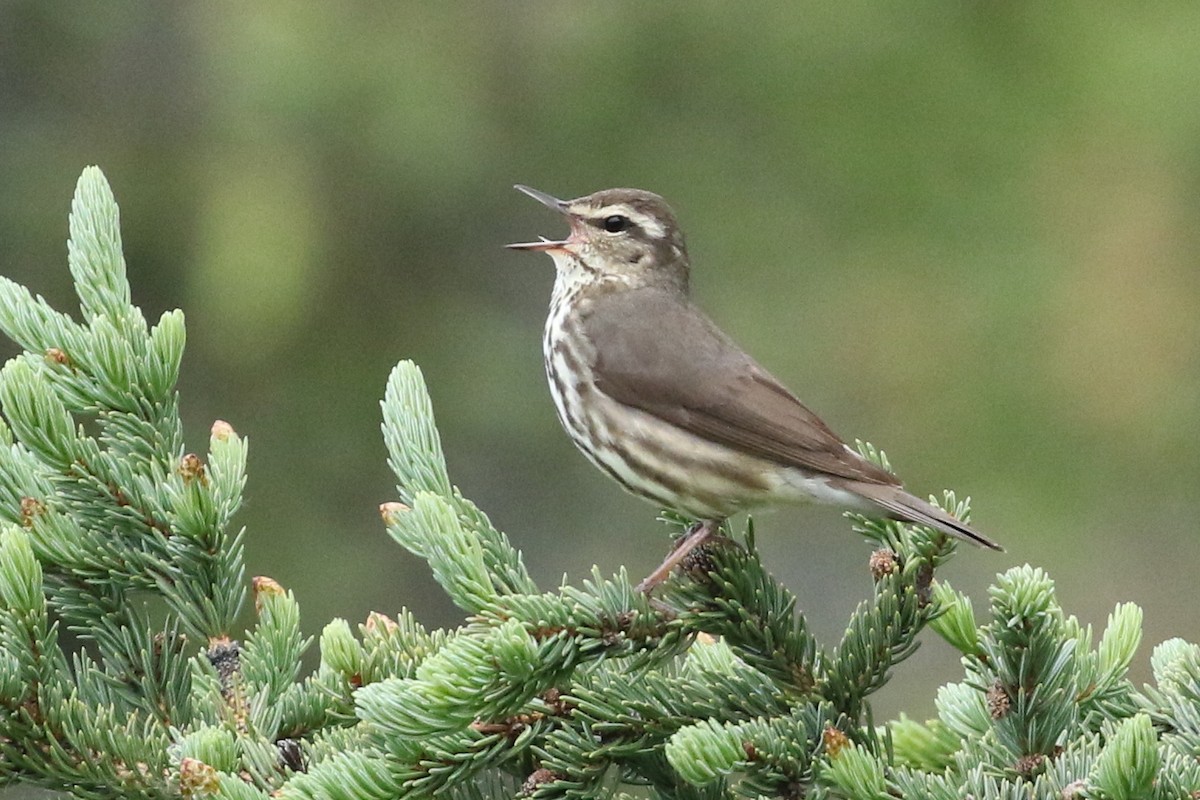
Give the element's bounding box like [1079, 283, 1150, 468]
[514, 184, 567, 212]
[507, 185, 577, 252]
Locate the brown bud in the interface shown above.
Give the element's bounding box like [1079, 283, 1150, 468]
[19, 497, 46, 528]
[822, 725, 850, 758]
[520, 768, 560, 796]
[178, 758, 219, 799]
[868, 548, 897, 580]
[681, 535, 738, 583]
[914, 561, 935, 607]
[986, 681, 1011, 720]
[44, 347, 71, 367]
[1014, 752, 1045, 778]
[178, 453, 208, 486]
[379, 501, 410, 523]
[541, 687, 567, 716]
[253, 576, 285, 613]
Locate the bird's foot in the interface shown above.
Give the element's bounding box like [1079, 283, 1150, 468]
[635, 519, 721, 594]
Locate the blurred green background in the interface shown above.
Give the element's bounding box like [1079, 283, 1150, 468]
[1, 3, 1198, 721]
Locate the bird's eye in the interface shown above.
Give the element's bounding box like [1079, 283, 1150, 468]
[602, 215, 630, 233]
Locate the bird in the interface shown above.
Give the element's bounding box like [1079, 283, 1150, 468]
[507, 185, 1001, 590]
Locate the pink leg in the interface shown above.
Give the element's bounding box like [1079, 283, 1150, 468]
[635, 519, 722, 594]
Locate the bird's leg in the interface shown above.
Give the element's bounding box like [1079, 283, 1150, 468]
[635, 518, 722, 594]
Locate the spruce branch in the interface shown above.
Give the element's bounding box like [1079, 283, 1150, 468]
[382, 361, 537, 598]
[664, 528, 820, 696]
[1088, 713, 1160, 800]
[2, 167, 1198, 800]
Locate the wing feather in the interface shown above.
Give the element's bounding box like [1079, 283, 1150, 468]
[582, 286, 899, 486]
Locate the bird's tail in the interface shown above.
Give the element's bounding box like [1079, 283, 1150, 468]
[852, 483, 1003, 551]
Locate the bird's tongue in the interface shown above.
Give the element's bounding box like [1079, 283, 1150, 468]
[507, 217, 586, 252]
[506, 236, 567, 252]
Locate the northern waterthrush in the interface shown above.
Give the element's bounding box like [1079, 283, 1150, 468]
[508, 185, 1001, 589]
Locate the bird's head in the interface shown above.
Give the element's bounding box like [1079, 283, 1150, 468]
[508, 185, 689, 292]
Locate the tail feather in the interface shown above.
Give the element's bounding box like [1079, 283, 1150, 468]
[852, 483, 1003, 551]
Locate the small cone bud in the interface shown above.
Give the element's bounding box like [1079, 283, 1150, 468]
[178, 453, 208, 486]
[521, 769, 560, 796]
[364, 611, 398, 635]
[19, 497, 46, 528]
[1014, 752, 1046, 778]
[253, 576, 286, 614]
[44, 347, 70, 366]
[253, 576, 285, 597]
[987, 681, 1011, 720]
[379, 501, 410, 524]
[822, 725, 850, 758]
[178, 758, 220, 799]
[868, 548, 897, 581]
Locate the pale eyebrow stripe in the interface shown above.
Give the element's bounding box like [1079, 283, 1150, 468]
[593, 206, 665, 239]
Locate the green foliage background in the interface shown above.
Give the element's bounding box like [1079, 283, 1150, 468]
[1, 3, 1197, 722]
